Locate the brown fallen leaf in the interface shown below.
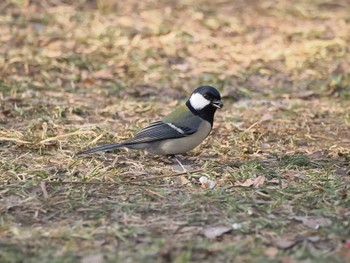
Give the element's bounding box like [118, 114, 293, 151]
[235, 178, 255, 187]
[81, 254, 104, 263]
[203, 225, 232, 239]
[291, 216, 332, 229]
[235, 175, 265, 188]
[91, 68, 115, 80]
[260, 112, 274, 123]
[280, 256, 298, 263]
[265, 246, 279, 258]
[42, 41, 64, 58]
[179, 175, 191, 186]
[253, 175, 266, 187]
[279, 170, 307, 180]
[272, 237, 297, 249]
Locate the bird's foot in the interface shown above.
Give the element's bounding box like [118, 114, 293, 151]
[157, 155, 174, 164]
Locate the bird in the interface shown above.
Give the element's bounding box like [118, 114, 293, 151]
[76, 86, 223, 156]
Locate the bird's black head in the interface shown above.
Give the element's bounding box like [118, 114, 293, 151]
[186, 86, 223, 124]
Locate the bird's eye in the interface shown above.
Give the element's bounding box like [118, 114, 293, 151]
[203, 94, 210, 100]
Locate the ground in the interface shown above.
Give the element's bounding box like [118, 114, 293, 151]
[0, 0, 350, 262]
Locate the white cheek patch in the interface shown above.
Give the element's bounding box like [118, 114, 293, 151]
[190, 93, 210, 110]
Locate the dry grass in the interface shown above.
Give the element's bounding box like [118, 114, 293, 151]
[1, 0, 350, 262]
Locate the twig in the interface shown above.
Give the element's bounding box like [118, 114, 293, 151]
[242, 121, 259, 134]
[40, 181, 49, 199]
[87, 133, 104, 146]
[0, 131, 98, 145]
[39, 131, 96, 144]
[144, 189, 165, 198]
[0, 137, 30, 144]
[45, 168, 203, 185]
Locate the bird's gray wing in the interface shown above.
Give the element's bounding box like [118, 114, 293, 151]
[123, 120, 197, 145]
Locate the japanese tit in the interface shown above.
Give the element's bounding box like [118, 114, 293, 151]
[77, 86, 223, 156]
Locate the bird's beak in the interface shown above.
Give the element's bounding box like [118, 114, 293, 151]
[211, 99, 223, 109]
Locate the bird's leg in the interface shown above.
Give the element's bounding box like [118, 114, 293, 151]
[174, 157, 187, 172]
[162, 155, 187, 172]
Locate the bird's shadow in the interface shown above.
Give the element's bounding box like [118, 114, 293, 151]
[157, 154, 200, 172]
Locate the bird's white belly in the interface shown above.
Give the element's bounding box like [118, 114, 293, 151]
[148, 121, 212, 155]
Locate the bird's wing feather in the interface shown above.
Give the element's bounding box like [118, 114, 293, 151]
[77, 107, 206, 154]
[123, 120, 197, 145]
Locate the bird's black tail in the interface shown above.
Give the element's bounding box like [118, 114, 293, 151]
[76, 143, 125, 155]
